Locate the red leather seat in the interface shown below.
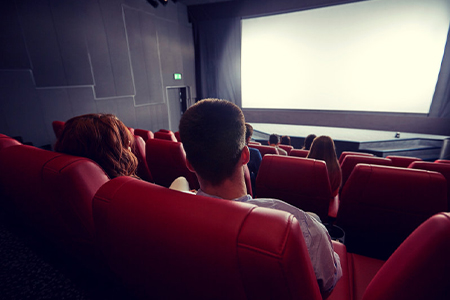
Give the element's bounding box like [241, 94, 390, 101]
[340, 155, 392, 190]
[386, 155, 421, 168]
[248, 144, 278, 157]
[336, 164, 447, 260]
[146, 138, 199, 189]
[435, 159, 450, 164]
[361, 212, 450, 300]
[409, 161, 450, 210]
[0, 144, 109, 260]
[0, 134, 22, 149]
[278, 144, 293, 155]
[174, 131, 181, 142]
[248, 141, 261, 146]
[52, 120, 65, 139]
[127, 127, 135, 135]
[132, 135, 153, 182]
[134, 128, 154, 142]
[256, 155, 336, 222]
[92, 176, 322, 300]
[154, 129, 177, 142]
[338, 151, 374, 165]
[330, 212, 450, 300]
[289, 149, 309, 157]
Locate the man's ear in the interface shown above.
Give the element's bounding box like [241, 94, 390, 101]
[241, 146, 250, 165]
[186, 158, 195, 173]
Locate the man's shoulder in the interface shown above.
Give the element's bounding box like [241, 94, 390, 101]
[248, 147, 262, 159]
[246, 198, 308, 217]
[277, 147, 288, 155]
[248, 147, 260, 154]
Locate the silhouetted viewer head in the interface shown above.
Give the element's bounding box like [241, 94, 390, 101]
[179, 99, 246, 186]
[303, 134, 317, 150]
[269, 134, 280, 145]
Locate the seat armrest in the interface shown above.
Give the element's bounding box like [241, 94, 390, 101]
[328, 241, 351, 300]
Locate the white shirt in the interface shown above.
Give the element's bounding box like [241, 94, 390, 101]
[197, 190, 343, 295]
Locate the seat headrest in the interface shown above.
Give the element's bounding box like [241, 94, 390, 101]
[256, 155, 332, 221]
[93, 177, 321, 299]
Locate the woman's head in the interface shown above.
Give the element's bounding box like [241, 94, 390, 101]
[54, 113, 138, 179]
[307, 135, 338, 162]
[307, 135, 342, 193]
[302, 134, 316, 150]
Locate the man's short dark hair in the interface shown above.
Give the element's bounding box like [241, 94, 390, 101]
[269, 134, 279, 145]
[179, 99, 246, 186]
[245, 123, 253, 143]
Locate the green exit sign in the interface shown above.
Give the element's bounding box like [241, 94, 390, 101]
[174, 73, 182, 80]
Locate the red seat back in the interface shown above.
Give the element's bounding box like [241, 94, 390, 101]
[132, 135, 153, 182]
[336, 164, 447, 260]
[341, 155, 392, 190]
[52, 120, 65, 139]
[0, 144, 109, 259]
[0, 135, 21, 149]
[256, 155, 333, 222]
[338, 151, 374, 165]
[278, 144, 293, 155]
[289, 149, 309, 158]
[134, 128, 154, 142]
[435, 159, 450, 164]
[362, 213, 450, 300]
[174, 131, 181, 142]
[146, 138, 199, 189]
[409, 161, 450, 210]
[154, 129, 177, 142]
[248, 144, 278, 157]
[92, 177, 321, 300]
[386, 155, 421, 168]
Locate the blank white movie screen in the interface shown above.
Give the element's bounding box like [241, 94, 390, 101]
[241, 0, 450, 113]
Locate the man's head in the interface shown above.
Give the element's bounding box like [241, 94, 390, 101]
[245, 123, 253, 145]
[179, 99, 246, 186]
[269, 134, 280, 145]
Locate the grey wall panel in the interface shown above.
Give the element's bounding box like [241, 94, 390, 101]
[0, 2, 31, 69]
[135, 104, 155, 131]
[95, 97, 137, 128]
[179, 24, 197, 100]
[0, 71, 48, 146]
[0, 0, 194, 146]
[37, 88, 74, 142]
[157, 19, 184, 88]
[123, 6, 164, 105]
[84, 0, 118, 98]
[135, 103, 169, 132]
[96, 0, 134, 97]
[16, 0, 67, 87]
[152, 1, 179, 23]
[48, 0, 93, 86]
[66, 87, 98, 116]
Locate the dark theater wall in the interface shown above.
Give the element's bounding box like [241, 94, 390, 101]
[0, 0, 196, 147]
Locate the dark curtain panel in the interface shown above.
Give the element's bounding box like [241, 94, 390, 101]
[430, 24, 450, 118]
[193, 17, 241, 106]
